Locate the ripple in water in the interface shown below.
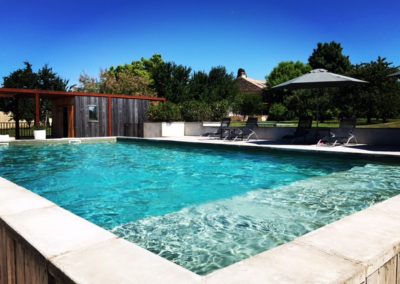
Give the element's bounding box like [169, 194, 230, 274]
[112, 164, 400, 275]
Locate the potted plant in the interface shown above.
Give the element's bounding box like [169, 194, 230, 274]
[33, 123, 47, 140]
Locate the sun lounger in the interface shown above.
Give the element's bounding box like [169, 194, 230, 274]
[231, 117, 259, 141]
[282, 116, 312, 144]
[317, 117, 357, 146]
[202, 118, 231, 139]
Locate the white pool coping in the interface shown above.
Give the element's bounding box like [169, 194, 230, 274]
[137, 136, 400, 158]
[1, 137, 400, 283]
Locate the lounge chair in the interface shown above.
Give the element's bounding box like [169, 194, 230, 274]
[317, 117, 358, 146]
[282, 116, 312, 143]
[231, 117, 259, 141]
[202, 117, 231, 139]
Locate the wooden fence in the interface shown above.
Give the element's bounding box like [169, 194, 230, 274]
[0, 122, 51, 138]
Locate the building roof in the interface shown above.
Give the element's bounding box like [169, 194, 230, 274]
[0, 88, 166, 102]
[236, 76, 267, 94]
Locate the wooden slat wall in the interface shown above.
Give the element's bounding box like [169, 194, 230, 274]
[365, 255, 399, 284]
[0, 222, 49, 284]
[74, 96, 149, 137]
[74, 96, 108, 137]
[111, 98, 150, 137]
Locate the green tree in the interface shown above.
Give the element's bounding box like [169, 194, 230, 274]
[1, 62, 68, 138]
[76, 73, 101, 93]
[266, 61, 311, 119]
[108, 54, 163, 86]
[77, 54, 163, 97]
[345, 57, 400, 123]
[233, 93, 265, 116]
[206, 66, 239, 102]
[268, 103, 288, 121]
[187, 71, 209, 101]
[188, 66, 239, 103]
[100, 69, 156, 97]
[150, 62, 192, 103]
[308, 41, 351, 74]
[266, 61, 311, 87]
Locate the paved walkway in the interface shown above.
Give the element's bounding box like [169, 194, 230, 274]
[146, 136, 400, 158]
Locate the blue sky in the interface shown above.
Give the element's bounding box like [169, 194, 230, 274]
[1, 0, 399, 86]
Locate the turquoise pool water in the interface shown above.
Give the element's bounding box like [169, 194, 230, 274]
[1, 141, 400, 275]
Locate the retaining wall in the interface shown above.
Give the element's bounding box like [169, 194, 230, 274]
[183, 122, 400, 146]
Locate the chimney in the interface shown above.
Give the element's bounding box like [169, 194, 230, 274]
[237, 68, 247, 78]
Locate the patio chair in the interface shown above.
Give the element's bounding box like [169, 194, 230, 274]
[317, 117, 358, 146]
[232, 117, 259, 141]
[282, 116, 312, 144]
[202, 117, 231, 139]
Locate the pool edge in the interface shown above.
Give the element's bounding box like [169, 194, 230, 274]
[1, 138, 400, 283]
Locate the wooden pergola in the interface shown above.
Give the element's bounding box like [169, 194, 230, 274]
[0, 88, 166, 138]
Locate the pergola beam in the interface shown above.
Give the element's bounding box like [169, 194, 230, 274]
[108, 96, 113, 136]
[35, 93, 40, 127]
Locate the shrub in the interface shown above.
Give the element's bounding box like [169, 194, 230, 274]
[209, 100, 230, 121]
[233, 93, 264, 115]
[181, 101, 212, 121]
[268, 103, 287, 121]
[147, 102, 182, 122]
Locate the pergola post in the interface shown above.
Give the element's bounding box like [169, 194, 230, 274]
[108, 96, 112, 136]
[35, 93, 40, 127]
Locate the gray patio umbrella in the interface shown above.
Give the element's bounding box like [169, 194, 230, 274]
[270, 69, 368, 127]
[271, 69, 368, 90]
[388, 71, 400, 78]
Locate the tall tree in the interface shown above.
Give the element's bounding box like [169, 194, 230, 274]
[1, 62, 68, 138]
[76, 73, 101, 93]
[206, 66, 239, 102]
[188, 66, 239, 103]
[266, 61, 312, 118]
[308, 41, 351, 74]
[344, 57, 400, 123]
[77, 54, 163, 97]
[188, 71, 209, 101]
[266, 61, 311, 87]
[150, 62, 192, 103]
[100, 69, 156, 97]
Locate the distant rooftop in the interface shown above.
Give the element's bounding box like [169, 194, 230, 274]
[236, 68, 266, 94]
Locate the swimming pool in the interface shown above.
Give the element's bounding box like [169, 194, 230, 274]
[1, 140, 399, 275]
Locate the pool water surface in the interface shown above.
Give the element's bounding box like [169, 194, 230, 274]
[0, 141, 399, 274]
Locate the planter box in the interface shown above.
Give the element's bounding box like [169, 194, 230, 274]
[161, 122, 185, 137]
[143, 122, 186, 138]
[34, 130, 46, 140]
[184, 122, 204, 136]
[0, 134, 10, 142]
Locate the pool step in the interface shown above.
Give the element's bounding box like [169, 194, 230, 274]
[0, 142, 9, 147]
[68, 139, 82, 145]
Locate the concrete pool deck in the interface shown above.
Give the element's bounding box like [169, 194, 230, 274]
[1, 137, 400, 283]
[140, 135, 400, 158]
[3, 135, 400, 158]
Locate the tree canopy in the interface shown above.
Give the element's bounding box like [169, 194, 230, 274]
[266, 61, 311, 87]
[344, 57, 400, 123]
[308, 41, 351, 74]
[1, 62, 68, 124]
